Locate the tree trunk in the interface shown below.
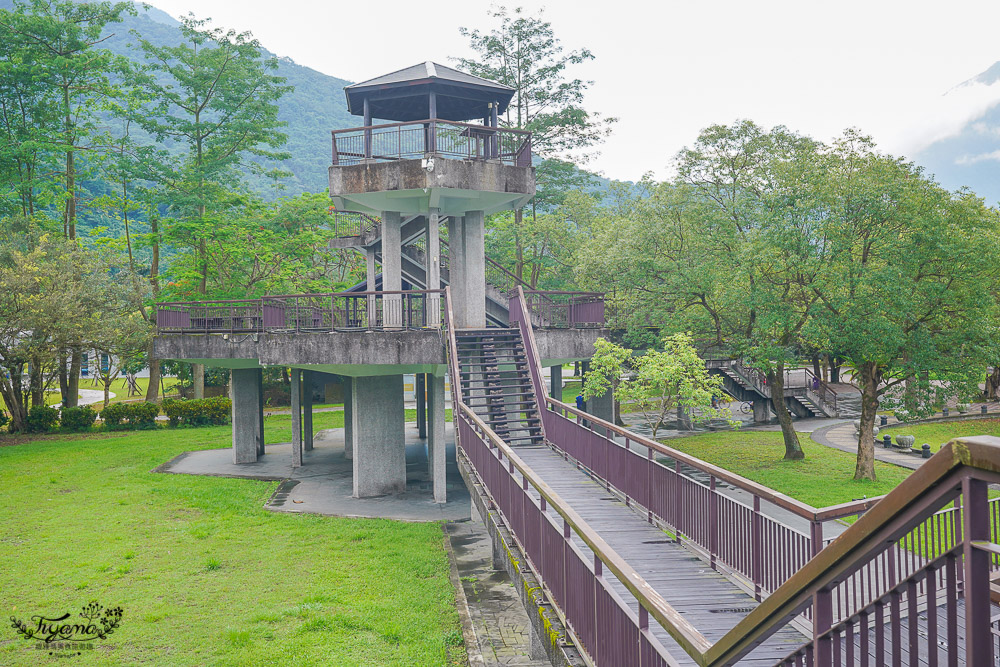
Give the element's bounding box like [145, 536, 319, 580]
[58, 350, 69, 405]
[103, 380, 110, 408]
[0, 372, 28, 432]
[766, 366, 804, 460]
[830, 356, 841, 383]
[811, 355, 821, 381]
[854, 361, 880, 481]
[986, 365, 1000, 401]
[193, 363, 205, 399]
[66, 348, 81, 409]
[145, 346, 160, 403]
[29, 360, 44, 409]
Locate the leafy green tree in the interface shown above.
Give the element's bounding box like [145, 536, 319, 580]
[808, 132, 1000, 480]
[0, 0, 135, 240]
[585, 334, 734, 438]
[130, 14, 291, 293]
[130, 14, 291, 397]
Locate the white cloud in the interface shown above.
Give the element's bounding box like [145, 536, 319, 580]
[955, 149, 1000, 165]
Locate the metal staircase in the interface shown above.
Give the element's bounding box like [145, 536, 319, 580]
[453, 328, 544, 447]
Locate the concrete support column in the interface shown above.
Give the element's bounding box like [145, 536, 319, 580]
[381, 210, 402, 328]
[231, 368, 262, 464]
[303, 370, 314, 451]
[676, 405, 693, 430]
[352, 374, 406, 497]
[752, 398, 771, 423]
[587, 389, 614, 425]
[416, 373, 427, 439]
[427, 209, 441, 327]
[365, 247, 377, 325]
[459, 209, 486, 329]
[291, 368, 302, 467]
[428, 373, 446, 503]
[343, 376, 354, 460]
[549, 364, 562, 400]
[447, 216, 465, 314]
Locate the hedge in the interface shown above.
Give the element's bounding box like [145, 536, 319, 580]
[100, 402, 160, 430]
[26, 405, 60, 433]
[60, 406, 97, 432]
[162, 397, 231, 428]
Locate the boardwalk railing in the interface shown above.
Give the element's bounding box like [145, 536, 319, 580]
[332, 118, 532, 167]
[156, 290, 444, 333]
[506, 286, 1000, 665]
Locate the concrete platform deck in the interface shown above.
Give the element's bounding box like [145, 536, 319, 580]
[156, 424, 471, 522]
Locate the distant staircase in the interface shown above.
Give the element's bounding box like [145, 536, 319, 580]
[454, 328, 544, 447]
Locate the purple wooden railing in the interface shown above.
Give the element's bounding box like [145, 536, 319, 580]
[332, 118, 532, 167]
[521, 290, 606, 328]
[155, 290, 444, 334]
[450, 287, 1000, 665]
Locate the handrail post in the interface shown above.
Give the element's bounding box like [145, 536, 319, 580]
[813, 587, 833, 667]
[963, 477, 992, 665]
[752, 495, 762, 600]
[674, 459, 683, 541]
[709, 475, 718, 571]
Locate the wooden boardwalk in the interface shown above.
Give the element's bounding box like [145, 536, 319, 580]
[515, 444, 810, 666]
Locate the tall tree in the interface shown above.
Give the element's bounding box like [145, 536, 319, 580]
[809, 132, 1000, 480]
[130, 14, 291, 397]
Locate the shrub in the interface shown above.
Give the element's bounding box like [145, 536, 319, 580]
[0, 410, 8, 430]
[25, 405, 60, 433]
[100, 403, 128, 429]
[162, 397, 231, 428]
[61, 406, 97, 432]
[99, 402, 160, 430]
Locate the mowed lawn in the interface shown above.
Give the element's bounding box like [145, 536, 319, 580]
[660, 431, 911, 509]
[0, 416, 465, 666]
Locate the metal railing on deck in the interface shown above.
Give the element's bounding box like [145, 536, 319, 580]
[155, 290, 444, 334]
[332, 118, 532, 167]
[522, 290, 606, 328]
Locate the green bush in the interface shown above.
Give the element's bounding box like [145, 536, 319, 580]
[99, 402, 160, 430]
[25, 405, 60, 433]
[0, 410, 8, 429]
[60, 406, 97, 432]
[162, 397, 231, 428]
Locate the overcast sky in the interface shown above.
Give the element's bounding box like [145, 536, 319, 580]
[148, 0, 1000, 182]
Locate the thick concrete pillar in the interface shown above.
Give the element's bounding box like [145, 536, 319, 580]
[381, 210, 402, 328]
[231, 368, 262, 464]
[427, 210, 442, 327]
[752, 398, 771, 423]
[459, 209, 486, 329]
[447, 216, 465, 315]
[303, 370, 314, 451]
[192, 363, 205, 399]
[365, 247, 377, 325]
[343, 376, 354, 460]
[587, 389, 614, 425]
[676, 405, 693, 430]
[550, 364, 562, 400]
[291, 368, 302, 468]
[428, 373, 446, 503]
[416, 373, 427, 439]
[352, 375, 406, 497]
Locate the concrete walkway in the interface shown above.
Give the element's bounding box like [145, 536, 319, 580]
[156, 423, 471, 522]
[811, 422, 924, 470]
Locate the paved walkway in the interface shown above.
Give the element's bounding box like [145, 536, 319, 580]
[156, 424, 470, 521]
[446, 521, 551, 667]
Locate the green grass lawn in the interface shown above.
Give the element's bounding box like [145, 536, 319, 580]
[0, 424, 465, 666]
[659, 431, 911, 509]
[880, 417, 1000, 451]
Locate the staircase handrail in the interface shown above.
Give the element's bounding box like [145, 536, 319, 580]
[705, 436, 1000, 666]
[330, 209, 381, 241]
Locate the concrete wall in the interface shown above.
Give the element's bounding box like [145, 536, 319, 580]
[329, 158, 535, 217]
